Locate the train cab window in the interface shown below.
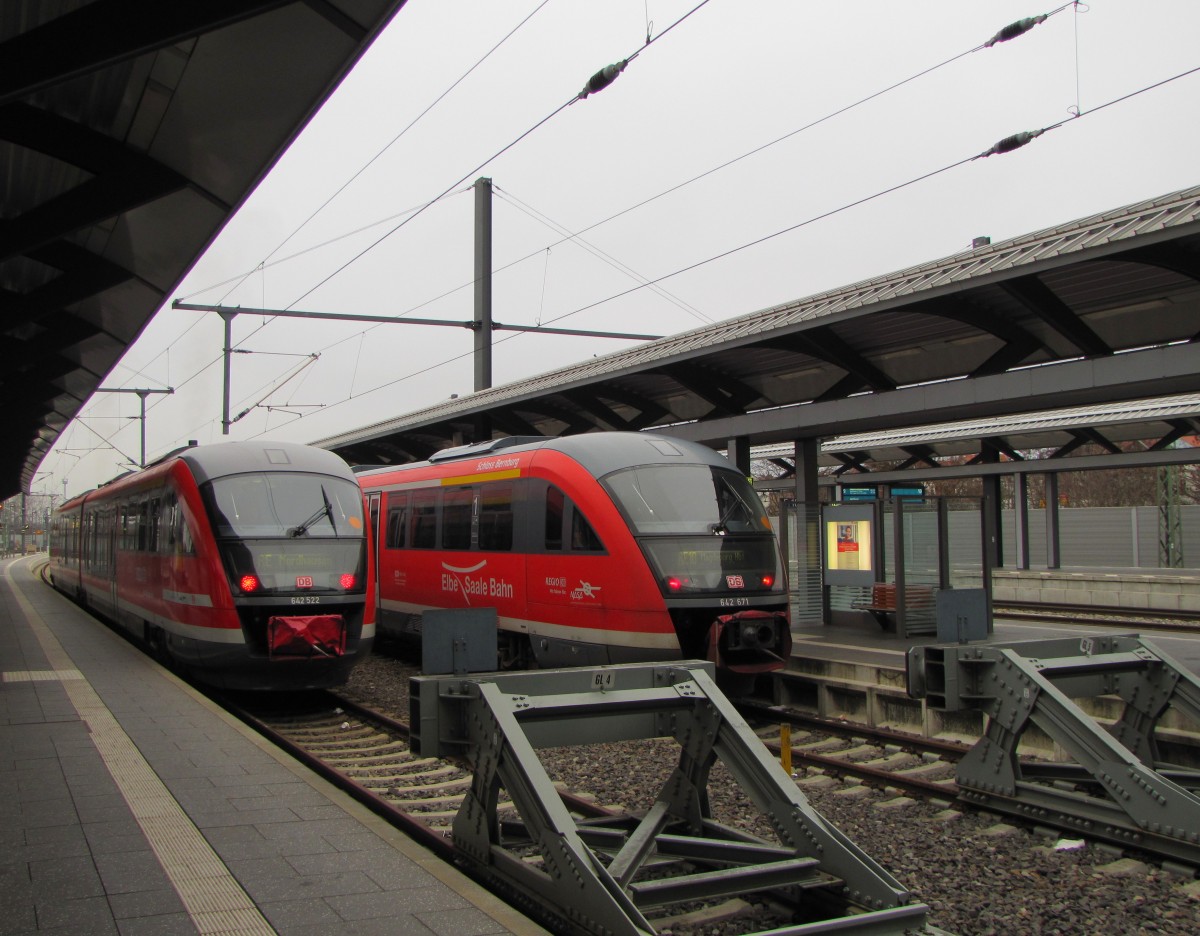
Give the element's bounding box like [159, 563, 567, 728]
[603, 464, 769, 535]
[570, 508, 604, 552]
[544, 485, 604, 553]
[385, 495, 407, 549]
[204, 473, 364, 538]
[409, 490, 437, 549]
[478, 482, 513, 552]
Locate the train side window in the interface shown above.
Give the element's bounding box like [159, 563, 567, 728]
[160, 496, 175, 553]
[122, 503, 139, 551]
[478, 482, 513, 551]
[409, 490, 437, 549]
[569, 506, 605, 552]
[385, 494, 407, 549]
[148, 497, 162, 553]
[545, 486, 565, 550]
[136, 500, 151, 551]
[177, 504, 195, 556]
[442, 487, 473, 550]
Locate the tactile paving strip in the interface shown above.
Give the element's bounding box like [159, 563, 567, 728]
[8, 577, 277, 936]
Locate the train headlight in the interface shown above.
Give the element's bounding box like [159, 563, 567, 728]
[339, 573, 357, 590]
[239, 574, 260, 593]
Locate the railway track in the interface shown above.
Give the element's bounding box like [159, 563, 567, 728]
[223, 690, 814, 934]
[737, 698, 1200, 872]
[994, 600, 1200, 632]
[224, 677, 940, 935]
[222, 690, 616, 858]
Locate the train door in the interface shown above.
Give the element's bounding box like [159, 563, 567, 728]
[367, 492, 382, 616]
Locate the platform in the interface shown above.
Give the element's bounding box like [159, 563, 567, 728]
[994, 566, 1200, 615]
[0, 556, 548, 936]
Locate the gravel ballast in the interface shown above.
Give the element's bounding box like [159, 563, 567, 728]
[344, 653, 1200, 936]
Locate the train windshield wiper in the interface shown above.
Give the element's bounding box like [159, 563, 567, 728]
[711, 483, 752, 535]
[289, 486, 335, 537]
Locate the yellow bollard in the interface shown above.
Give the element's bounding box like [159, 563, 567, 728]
[780, 723, 792, 775]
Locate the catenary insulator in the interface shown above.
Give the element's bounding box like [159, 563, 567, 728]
[578, 60, 628, 99]
[979, 128, 1046, 158]
[985, 14, 1049, 47]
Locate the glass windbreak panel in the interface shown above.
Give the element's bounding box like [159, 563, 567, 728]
[204, 473, 364, 539]
[640, 536, 781, 594]
[603, 465, 770, 535]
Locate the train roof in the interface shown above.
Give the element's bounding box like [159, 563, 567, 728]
[355, 431, 736, 481]
[178, 441, 357, 486]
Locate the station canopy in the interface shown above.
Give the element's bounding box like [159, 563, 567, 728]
[319, 185, 1200, 473]
[0, 0, 408, 499]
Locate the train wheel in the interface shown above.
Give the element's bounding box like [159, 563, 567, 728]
[497, 632, 534, 670]
[144, 624, 172, 668]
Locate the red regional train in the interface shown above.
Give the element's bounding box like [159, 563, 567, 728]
[49, 441, 374, 690]
[357, 432, 791, 675]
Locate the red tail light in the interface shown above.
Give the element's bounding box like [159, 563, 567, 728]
[761, 574, 775, 588]
[666, 577, 683, 592]
[339, 573, 357, 590]
[239, 574, 260, 593]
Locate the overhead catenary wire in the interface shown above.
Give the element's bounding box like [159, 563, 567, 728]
[234, 58, 1200, 431]
[204, 0, 556, 310]
[141, 4, 1103, 442]
[492, 186, 716, 325]
[82, 0, 712, 462]
[61, 4, 1189, 476]
[341, 2, 1075, 345]
[279, 0, 715, 313]
[169, 0, 1071, 394]
[183, 0, 1074, 405]
[138, 0, 721, 444]
[71, 4, 1076, 458]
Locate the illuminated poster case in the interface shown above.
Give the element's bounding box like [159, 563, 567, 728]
[822, 504, 875, 587]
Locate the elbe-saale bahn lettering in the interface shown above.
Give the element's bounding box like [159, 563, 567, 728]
[49, 432, 789, 688]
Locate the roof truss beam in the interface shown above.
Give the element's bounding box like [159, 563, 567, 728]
[0, 0, 303, 107]
[997, 275, 1112, 356]
[559, 390, 637, 431]
[766, 327, 896, 393]
[896, 444, 940, 470]
[1, 242, 137, 327]
[1117, 243, 1200, 284]
[1148, 419, 1200, 451]
[660, 362, 764, 417]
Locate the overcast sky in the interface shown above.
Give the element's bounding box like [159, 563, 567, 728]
[40, 0, 1200, 499]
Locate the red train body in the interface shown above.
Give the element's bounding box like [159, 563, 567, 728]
[49, 441, 374, 690]
[357, 432, 791, 674]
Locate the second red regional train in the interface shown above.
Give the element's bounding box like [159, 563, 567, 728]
[49, 441, 374, 690]
[356, 432, 791, 674]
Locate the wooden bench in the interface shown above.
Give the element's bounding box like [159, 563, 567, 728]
[852, 583, 936, 631]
